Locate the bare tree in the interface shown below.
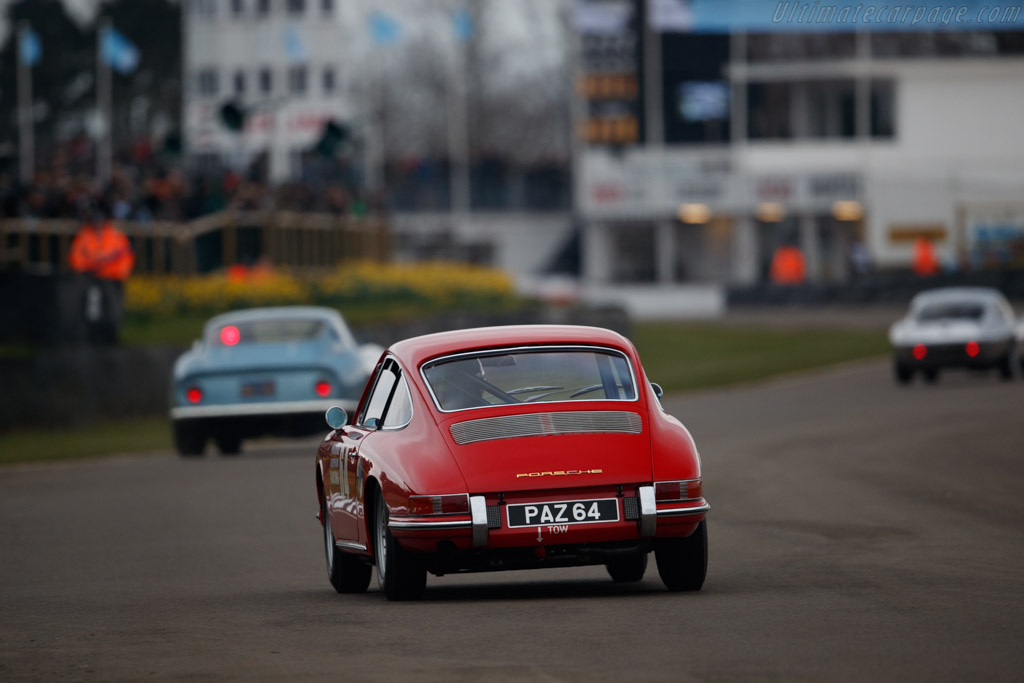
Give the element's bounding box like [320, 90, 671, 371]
[346, 0, 570, 166]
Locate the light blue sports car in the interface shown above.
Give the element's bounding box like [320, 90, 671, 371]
[170, 306, 381, 456]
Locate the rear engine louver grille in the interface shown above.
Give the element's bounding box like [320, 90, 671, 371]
[449, 410, 643, 445]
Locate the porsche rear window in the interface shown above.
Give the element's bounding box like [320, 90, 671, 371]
[422, 347, 637, 411]
[916, 303, 985, 322]
[212, 319, 326, 345]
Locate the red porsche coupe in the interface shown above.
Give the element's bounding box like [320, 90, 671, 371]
[314, 325, 709, 600]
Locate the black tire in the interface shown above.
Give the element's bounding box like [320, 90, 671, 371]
[374, 493, 426, 601]
[173, 422, 205, 457]
[605, 553, 648, 583]
[998, 351, 1014, 381]
[894, 360, 914, 385]
[323, 493, 371, 594]
[214, 434, 242, 455]
[655, 519, 708, 592]
[923, 368, 940, 384]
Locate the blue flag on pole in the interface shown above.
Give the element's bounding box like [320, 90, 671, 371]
[369, 12, 402, 45]
[452, 8, 473, 41]
[101, 26, 139, 74]
[19, 29, 41, 66]
[284, 25, 308, 63]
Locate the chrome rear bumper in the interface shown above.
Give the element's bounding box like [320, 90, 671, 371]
[171, 399, 357, 420]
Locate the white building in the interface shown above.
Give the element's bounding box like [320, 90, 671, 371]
[578, 19, 1024, 298]
[183, 0, 357, 182]
[181, 0, 577, 282]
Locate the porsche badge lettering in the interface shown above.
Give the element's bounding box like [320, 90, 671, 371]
[516, 469, 603, 479]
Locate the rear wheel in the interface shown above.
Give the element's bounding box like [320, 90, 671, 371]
[374, 493, 426, 601]
[655, 520, 707, 592]
[173, 422, 205, 457]
[323, 492, 371, 594]
[923, 368, 940, 384]
[998, 350, 1015, 381]
[894, 360, 914, 385]
[214, 433, 242, 455]
[605, 553, 648, 583]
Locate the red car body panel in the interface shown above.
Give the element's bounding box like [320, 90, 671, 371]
[315, 325, 707, 578]
[435, 403, 652, 492]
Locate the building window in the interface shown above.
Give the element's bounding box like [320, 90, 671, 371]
[801, 79, 856, 139]
[197, 68, 219, 97]
[610, 223, 656, 283]
[870, 80, 896, 139]
[322, 66, 335, 94]
[193, 0, 217, 17]
[233, 70, 246, 96]
[256, 0, 269, 16]
[747, 79, 856, 140]
[747, 33, 856, 62]
[287, 0, 305, 14]
[288, 65, 307, 94]
[259, 67, 273, 94]
[231, 0, 244, 15]
[747, 82, 792, 140]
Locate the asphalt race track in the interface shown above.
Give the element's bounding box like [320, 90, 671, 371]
[2, 359, 1022, 681]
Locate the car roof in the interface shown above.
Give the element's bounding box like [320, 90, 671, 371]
[205, 306, 342, 328]
[390, 325, 636, 369]
[910, 287, 1005, 308]
[202, 307, 351, 343]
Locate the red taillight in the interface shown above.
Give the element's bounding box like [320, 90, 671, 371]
[314, 381, 331, 397]
[965, 341, 980, 358]
[654, 479, 702, 502]
[220, 325, 240, 346]
[912, 344, 928, 360]
[407, 494, 470, 516]
[186, 387, 203, 404]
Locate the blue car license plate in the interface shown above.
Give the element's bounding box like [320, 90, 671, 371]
[506, 498, 619, 528]
[240, 380, 275, 398]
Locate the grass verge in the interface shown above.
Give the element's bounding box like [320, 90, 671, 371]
[0, 418, 171, 467]
[633, 322, 889, 393]
[1, 323, 888, 467]
[119, 300, 539, 347]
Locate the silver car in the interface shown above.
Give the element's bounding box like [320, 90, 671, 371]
[888, 287, 1017, 384]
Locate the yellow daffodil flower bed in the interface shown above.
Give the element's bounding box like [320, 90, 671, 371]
[124, 262, 521, 324]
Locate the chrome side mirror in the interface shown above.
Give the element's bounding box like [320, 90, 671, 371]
[650, 382, 664, 400]
[325, 406, 348, 430]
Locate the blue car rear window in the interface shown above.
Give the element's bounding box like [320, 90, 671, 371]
[212, 319, 326, 345]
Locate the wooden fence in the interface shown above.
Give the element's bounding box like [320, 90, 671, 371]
[0, 210, 391, 275]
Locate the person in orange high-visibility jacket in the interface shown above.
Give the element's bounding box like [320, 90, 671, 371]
[69, 212, 134, 344]
[912, 237, 939, 277]
[69, 220, 135, 281]
[770, 245, 806, 285]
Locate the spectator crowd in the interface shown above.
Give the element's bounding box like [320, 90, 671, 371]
[1, 136, 371, 223]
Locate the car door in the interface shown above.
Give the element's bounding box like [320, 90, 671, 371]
[326, 359, 396, 545]
[352, 365, 414, 549]
[336, 359, 399, 544]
